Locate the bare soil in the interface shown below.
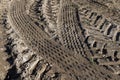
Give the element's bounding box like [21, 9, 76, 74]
[0, 0, 120, 80]
[0, 26, 9, 80]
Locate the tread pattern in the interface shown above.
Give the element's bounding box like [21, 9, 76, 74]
[78, 6, 120, 73]
[6, 0, 120, 79]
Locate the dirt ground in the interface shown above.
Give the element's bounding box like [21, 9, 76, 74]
[0, 0, 120, 80]
[0, 26, 9, 80]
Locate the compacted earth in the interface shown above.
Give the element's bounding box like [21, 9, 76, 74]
[0, 0, 120, 80]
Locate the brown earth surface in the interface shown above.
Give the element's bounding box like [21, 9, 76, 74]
[0, 0, 120, 80]
[0, 26, 9, 80]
